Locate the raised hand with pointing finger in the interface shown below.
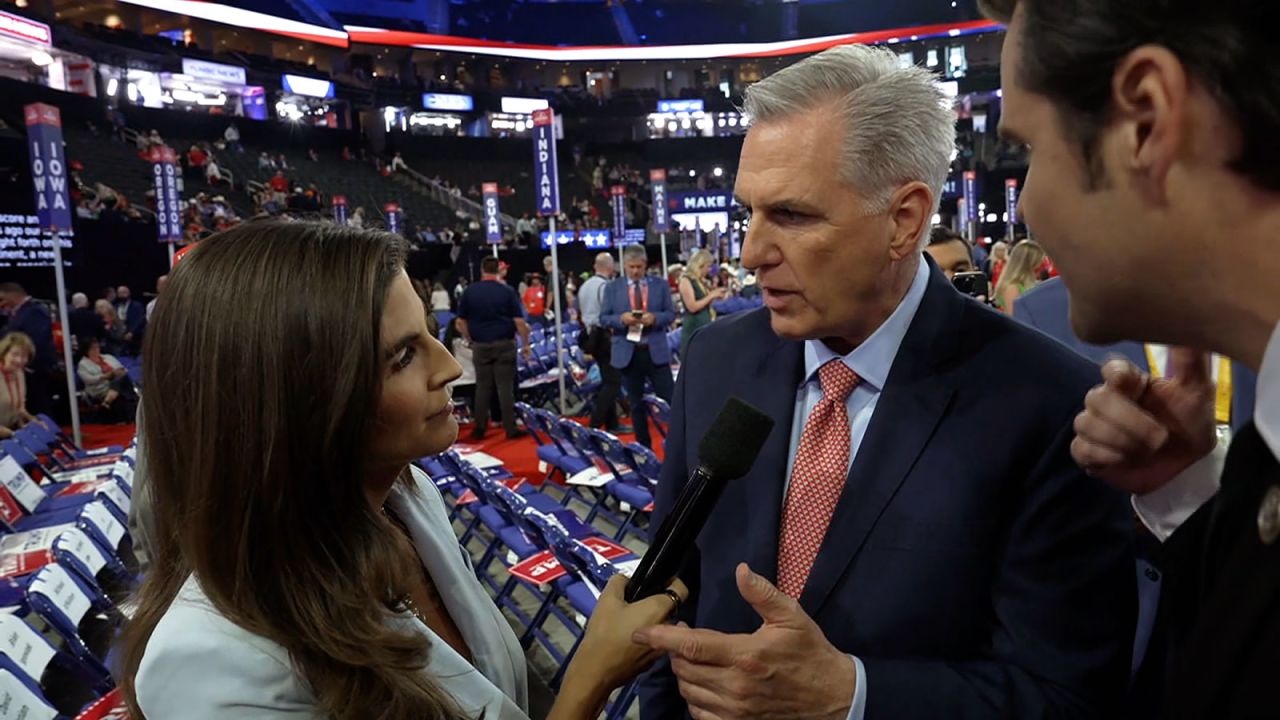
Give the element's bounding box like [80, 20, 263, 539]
[1071, 348, 1218, 495]
[633, 564, 857, 720]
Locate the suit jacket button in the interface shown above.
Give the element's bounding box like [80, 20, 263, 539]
[1258, 485, 1280, 545]
[1144, 566, 1160, 582]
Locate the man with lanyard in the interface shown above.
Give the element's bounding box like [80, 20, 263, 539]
[600, 244, 675, 449]
[578, 253, 628, 433]
[458, 256, 532, 441]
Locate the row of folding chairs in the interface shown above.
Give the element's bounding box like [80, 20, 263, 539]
[0, 420, 137, 719]
[514, 403, 664, 543]
[419, 448, 646, 718]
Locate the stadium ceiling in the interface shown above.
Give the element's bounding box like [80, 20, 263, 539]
[107, 0, 999, 60]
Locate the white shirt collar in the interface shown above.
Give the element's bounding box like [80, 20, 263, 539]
[1254, 321, 1280, 458]
[802, 258, 930, 392]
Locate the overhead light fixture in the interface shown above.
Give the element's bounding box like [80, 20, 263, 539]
[30, 50, 53, 67]
[106, 78, 119, 96]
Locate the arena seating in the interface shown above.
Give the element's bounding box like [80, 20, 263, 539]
[0, 419, 137, 718]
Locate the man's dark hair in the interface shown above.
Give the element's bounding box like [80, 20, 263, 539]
[981, 0, 1280, 190]
[929, 226, 967, 248]
[480, 256, 500, 275]
[0, 282, 25, 295]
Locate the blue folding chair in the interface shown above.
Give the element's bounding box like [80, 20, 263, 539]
[643, 394, 671, 438]
[586, 429, 655, 542]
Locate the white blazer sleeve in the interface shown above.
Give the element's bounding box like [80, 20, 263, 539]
[137, 583, 321, 719]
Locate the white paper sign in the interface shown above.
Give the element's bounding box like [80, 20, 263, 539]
[46, 467, 108, 486]
[80, 500, 126, 549]
[96, 482, 130, 515]
[2, 525, 106, 577]
[0, 457, 43, 515]
[0, 615, 56, 683]
[0, 668, 57, 720]
[568, 466, 613, 487]
[29, 564, 92, 626]
[456, 450, 504, 470]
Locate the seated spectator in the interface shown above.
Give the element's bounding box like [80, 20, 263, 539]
[76, 336, 138, 422]
[276, 153, 289, 170]
[994, 240, 1048, 314]
[76, 198, 99, 219]
[268, 170, 290, 195]
[418, 226, 437, 244]
[95, 299, 128, 355]
[205, 157, 225, 186]
[147, 129, 164, 149]
[0, 332, 36, 439]
[257, 151, 274, 172]
[187, 145, 208, 174]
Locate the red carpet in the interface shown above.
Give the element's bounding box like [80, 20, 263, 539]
[61, 419, 662, 479]
[469, 417, 665, 486]
[69, 424, 137, 451]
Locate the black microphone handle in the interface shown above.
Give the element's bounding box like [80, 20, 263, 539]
[624, 465, 726, 603]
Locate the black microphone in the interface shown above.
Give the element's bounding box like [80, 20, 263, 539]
[624, 396, 775, 603]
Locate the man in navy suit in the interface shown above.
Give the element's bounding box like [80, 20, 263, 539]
[600, 244, 675, 449]
[0, 283, 56, 414]
[113, 285, 146, 355]
[635, 45, 1135, 719]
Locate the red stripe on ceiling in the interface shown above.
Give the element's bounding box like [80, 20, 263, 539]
[346, 19, 1001, 59]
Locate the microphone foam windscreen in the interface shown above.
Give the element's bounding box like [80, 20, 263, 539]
[696, 396, 776, 480]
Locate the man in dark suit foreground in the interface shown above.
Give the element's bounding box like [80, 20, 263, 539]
[635, 45, 1135, 719]
[985, 1, 1280, 717]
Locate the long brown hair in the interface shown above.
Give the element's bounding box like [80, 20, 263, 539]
[119, 220, 462, 719]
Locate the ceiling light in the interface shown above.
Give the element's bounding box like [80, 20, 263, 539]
[30, 50, 53, 67]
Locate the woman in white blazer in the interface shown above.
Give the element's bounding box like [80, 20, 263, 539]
[120, 221, 683, 720]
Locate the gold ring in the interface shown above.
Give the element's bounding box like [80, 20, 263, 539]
[663, 589, 682, 611]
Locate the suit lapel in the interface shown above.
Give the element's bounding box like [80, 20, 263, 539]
[799, 264, 963, 617]
[1176, 424, 1280, 714]
[738, 311, 804, 583]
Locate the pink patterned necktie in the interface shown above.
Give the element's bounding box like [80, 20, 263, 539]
[777, 360, 861, 599]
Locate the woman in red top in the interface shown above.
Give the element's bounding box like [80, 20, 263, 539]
[522, 274, 547, 326]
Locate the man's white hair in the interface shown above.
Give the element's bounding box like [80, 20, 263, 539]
[743, 44, 956, 229]
[593, 252, 615, 270]
[71, 293, 89, 308]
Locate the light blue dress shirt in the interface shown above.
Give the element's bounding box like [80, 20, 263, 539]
[782, 259, 930, 720]
[577, 274, 609, 329]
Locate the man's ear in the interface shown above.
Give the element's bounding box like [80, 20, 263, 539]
[888, 182, 933, 261]
[1110, 44, 1188, 202]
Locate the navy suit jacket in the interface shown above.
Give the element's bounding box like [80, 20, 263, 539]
[116, 299, 147, 341]
[3, 300, 56, 373]
[640, 263, 1136, 718]
[1014, 278, 1256, 433]
[600, 275, 675, 368]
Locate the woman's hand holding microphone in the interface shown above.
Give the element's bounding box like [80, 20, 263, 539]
[549, 575, 689, 719]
